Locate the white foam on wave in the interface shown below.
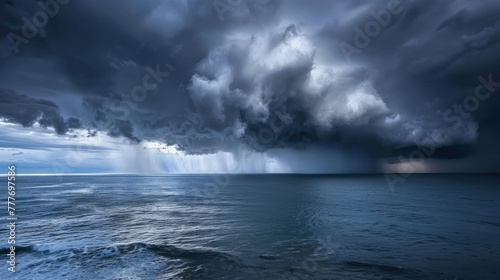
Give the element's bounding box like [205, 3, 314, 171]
[24, 182, 76, 189]
[20, 198, 58, 203]
[100, 246, 120, 257]
[62, 185, 96, 194]
[32, 242, 89, 253]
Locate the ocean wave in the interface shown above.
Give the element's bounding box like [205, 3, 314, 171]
[1, 242, 239, 264]
[0, 245, 34, 254]
[341, 260, 404, 273]
[5, 242, 245, 279]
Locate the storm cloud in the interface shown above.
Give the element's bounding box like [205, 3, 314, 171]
[1, 0, 499, 173]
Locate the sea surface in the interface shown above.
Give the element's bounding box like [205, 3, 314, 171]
[2, 174, 500, 279]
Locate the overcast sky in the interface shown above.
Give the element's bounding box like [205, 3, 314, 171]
[1, 0, 499, 174]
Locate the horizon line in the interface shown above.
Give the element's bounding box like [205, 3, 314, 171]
[1, 172, 499, 176]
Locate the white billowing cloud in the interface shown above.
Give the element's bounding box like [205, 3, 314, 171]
[186, 24, 392, 139]
[188, 70, 231, 122]
[346, 83, 388, 120]
[260, 33, 315, 71]
[312, 81, 389, 129]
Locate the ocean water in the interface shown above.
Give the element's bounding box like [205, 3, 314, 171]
[3, 174, 500, 280]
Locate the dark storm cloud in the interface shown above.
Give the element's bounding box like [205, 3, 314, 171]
[1, 0, 500, 171]
[66, 117, 82, 129]
[0, 88, 78, 134]
[106, 119, 141, 144]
